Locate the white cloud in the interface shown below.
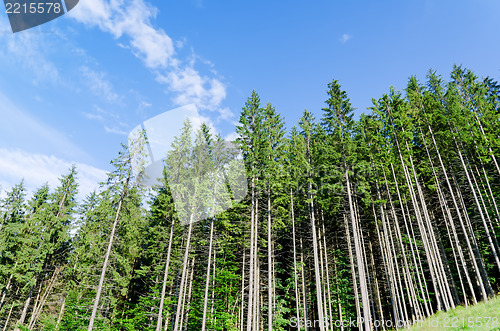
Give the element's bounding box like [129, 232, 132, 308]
[82, 111, 104, 121]
[158, 67, 226, 111]
[0, 148, 107, 201]
[70, 0, 232, 117]
[189, 114, 217, 136]
[216, 107, 237, 124]
[340, 33, 352, 43]
[224, 131, 240, 142]
[69, 0, 175, 69]
[80, 66, 121, 102]
[139, 101, 152, 108]
[82, 105, 129, 135]
[105, 125, 128, 135]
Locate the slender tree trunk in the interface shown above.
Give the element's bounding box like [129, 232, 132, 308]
[290, 189, 301, 329]
[382, 173, 419, 322]
[201, 218, 214, 331]
[240, 250, 246, 331]
[346, 170, 371, 330]
[468, 163, 500, 272]
[246, 177, 255, 331]
[389, 163, 430, 317]
[300, 237, 308, 331]
[422, 129, 474, 305]
[18, 281, 36, 327]
[211, 248, 217, 328]
[3, 302, 14, 331]
[182, 257, 195, 331]
[332, 252, 344, 331]
[451, 169, 493, 299]
[427, 124, 485, 302]
[29, 266, 61, 329]
[55, 296, 66, 329]
[309, 184, 325, 331]
[0, 272, 13, 311]
[321, 216, 334, 331]
[344, 212, 361, 323]
[267, 192, 273, 331]
[173, 213, 195, 331]
[453, 134, 499, 288]
[372, 191, 397, 325]
[157, 219, 175, 331]
[88, 172, 131, 330]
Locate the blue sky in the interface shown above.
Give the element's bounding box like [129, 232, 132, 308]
[0, 0, 499, 198]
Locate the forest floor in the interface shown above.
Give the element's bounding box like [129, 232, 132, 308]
[405, 296, 500, 331]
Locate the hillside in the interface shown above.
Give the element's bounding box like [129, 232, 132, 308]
[407, 296, 500, 331]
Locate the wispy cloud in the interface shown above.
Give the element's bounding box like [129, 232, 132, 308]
[104, 125, 128, 135]
[0, 17, 59, 85]
[0, 148, 107, 201]
[82, 111, 104, 121]
[79, 66, 121, 102]
[82, 105, 128, 135]
[157, 67, 226, 111]
[69, 0, 232, 118]
[340, 33, 352, 43]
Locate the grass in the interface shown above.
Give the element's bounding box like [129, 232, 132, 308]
[405, 296, 500, 331]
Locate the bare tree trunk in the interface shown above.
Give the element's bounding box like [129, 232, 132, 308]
[389, 163, 431, 318]
[321, 216, 334, 331]
[29, 266, 61, 329]
[468, 163, 500, 272]
[453, 135, 498, 292]
[368, 240, 385, 330]
[375, 184, 403, 324]
[346, 171, 371, 330]
[318, 216, 328, 329]
[201, 219, 214, 331]
[310, 186, 325, 331]
[255, 250, 260, 331]
[427, 124, 486, 302]
[157, 220, 175, 331]
[451, 169, 493, 299]
[382, 173, 420, 322]
[18, 281, 36, 327]
[344, 212, 361, 323]
[290, 189, 301, 328]
[182, 257, 195, 331]
[246, 177, 256, 331]
[211, 248, 217, 328]
[55, 296, 66, 329]
[300, 237, 308, 331]
[372, 195, 397, 325]
[3, 302, 15, 331]
[332, 252, 344, 331]
[267, 193, 273, 331]
[240, 251, 246, 331]
[88, 172, 131, 330]
[0, 272, 13, 310]
[422, 132, 474, 305]
[173, 213, 195, 331]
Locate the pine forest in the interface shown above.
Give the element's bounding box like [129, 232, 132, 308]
[2, 65, 500, 330]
